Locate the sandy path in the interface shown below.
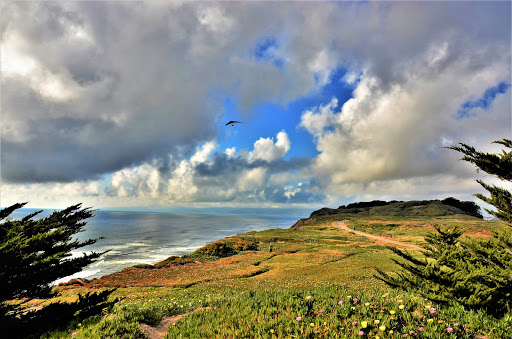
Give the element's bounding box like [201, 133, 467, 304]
[140, 307, 211, 339]
[332, 221, 422, 250]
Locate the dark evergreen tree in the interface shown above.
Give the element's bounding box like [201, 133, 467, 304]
[0, 203, 106, 302]
[450, 139, 512, 254]
[376, 139, 512, 317]
[0, 203, 114, 338]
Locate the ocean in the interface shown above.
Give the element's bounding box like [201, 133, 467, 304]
[7, 208, 305, 283]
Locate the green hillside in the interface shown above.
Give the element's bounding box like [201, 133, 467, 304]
[23, 213, 510, 339]
[295, 198, 482, 227]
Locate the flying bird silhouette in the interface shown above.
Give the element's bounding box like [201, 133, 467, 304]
[225, 120, 243, 126]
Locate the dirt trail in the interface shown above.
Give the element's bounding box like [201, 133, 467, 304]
[140, 307, 211, 339]
[332, 221, 422, 250]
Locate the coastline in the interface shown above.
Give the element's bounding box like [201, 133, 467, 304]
[54, 210, 303, 284]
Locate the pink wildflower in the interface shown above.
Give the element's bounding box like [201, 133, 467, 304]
[352, 321, 357, 326]
[447, 328, 453, 332]
[430, 308, 436, 314]
[419, 327, 424, 331]
[358, 331, 364, 336]
[319, 309, 324, 312]
[353, 298, 358, 303]
[454, 323, 459, 327]
[296, 317, 302, 321]
[338, 301, 343, 305]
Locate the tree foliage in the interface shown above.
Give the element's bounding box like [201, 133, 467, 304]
[0, 203, 107, 302]
[0, 203, 114, 337]
[4, 289, 116, 339]
[376, 139, 512, 317]
[449, 139, 512, 223]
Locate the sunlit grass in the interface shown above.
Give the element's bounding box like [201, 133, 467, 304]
[40, 215, 510, 338]
[49, 285, 511, 338]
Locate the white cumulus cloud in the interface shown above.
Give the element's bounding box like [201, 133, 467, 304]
[248, 131, 290, 162]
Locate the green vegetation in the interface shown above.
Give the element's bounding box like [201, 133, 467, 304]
[52, 284, 509, 338]
[377, 139, 512, 318]
[193, 237, 258, 257]
[303, 197, 482, 221]
[4, 138, 512, 338]
[0, 203, 106, 301]
[19, 212, 507, 338]
[0, 203, 114, 338]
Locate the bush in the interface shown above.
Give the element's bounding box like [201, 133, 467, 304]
[153, 256, 197, 268]
[0, 203, 114, 337]
[377, 139, 512, 317]
[195, 241, 235, 257]
[194, 237, 258, 257]
[131, 264, 155, 269]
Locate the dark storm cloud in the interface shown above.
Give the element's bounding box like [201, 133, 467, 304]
[1, 1, 308, 183]
[2, 116, 132, 183]
[2, 2, 221, 183]
[2, 0, 510, 190]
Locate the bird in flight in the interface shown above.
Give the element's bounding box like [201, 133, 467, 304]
[225, 120, 243, 126]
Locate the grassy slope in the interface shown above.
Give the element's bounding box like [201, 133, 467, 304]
[42, 215, 510, 338]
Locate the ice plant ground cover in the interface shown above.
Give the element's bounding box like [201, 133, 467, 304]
[35, 215, 510, 338]
[43, 286, 511, 338]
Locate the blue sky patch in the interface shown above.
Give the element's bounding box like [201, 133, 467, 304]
[254, 36, 278, 59]
[457, 81, 510, 119]
[218, 67, 357, 160]
[253, 36, 285, 69]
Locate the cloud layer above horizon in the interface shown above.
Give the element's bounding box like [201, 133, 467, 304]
[1, 1, 510, 209]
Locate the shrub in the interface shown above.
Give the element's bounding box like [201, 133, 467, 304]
[153, 256, 197, 268]
[0, 203, 114, 337]
[132, 264, 155, 269]
[377, 139, 512, 317]
[194, 237, 258, 257]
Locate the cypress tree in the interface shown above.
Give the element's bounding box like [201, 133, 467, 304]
[376, 139, 512, 317]
[0, 203, 107, 302]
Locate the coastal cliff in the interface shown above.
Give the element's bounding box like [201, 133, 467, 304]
[292, 197, 482, 227]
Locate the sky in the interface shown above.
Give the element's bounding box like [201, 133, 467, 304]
[1, 1, 511, 214]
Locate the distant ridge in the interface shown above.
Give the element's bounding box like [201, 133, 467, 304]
[292, 197, 482, 227]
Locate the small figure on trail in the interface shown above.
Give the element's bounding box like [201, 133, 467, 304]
[269, 242, 273, 253]
[353, 226, 355, 231]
